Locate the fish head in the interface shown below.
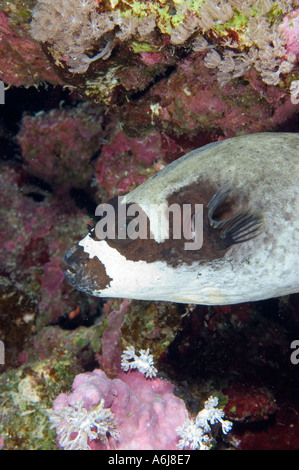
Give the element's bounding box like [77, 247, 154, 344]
[64, 187, 262, 302]
[63, 133, 299, 304]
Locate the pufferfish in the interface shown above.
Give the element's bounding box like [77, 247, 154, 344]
[64, 133, 299, 305]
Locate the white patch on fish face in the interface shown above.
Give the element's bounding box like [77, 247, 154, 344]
[78, 233, 173, 299]
[78, 232, 214, 301]
[64, 134, 299, 304]
[70, 224, 298, 305]
[75, 234, 253, 304]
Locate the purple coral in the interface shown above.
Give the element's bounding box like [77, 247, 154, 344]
[50, 369, 189, 450]
[95, 130, 175, 197]
[0, 11, 62, 87]
[50, 367, 233, 450]
[280, 8, 299, 61]
[17, 103, 104, 193]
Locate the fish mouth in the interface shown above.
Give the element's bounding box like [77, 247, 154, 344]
[63, 245, 95, 294]
[63, 244, 109, 296]
[64, 265, 76, 279]
[64, 265, 78, 287]
[63, 247, 81, 286]
[64, 245, 78, 265]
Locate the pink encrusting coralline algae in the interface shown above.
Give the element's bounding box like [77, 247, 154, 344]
[49, 366, 232, 450]
[50, 369, 189, 450]
[280, 8, 299, 61]
[50, 352, 232, 450]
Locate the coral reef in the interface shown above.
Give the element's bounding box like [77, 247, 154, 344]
[0, 159, 104, 352]
[50, 364, 232, 450]
[290, 79, 299, 103]
[166, 297, 299, 449]
[0, 9, 62, 86]
[0, 357, 82, 449]
[280, 7, 299, 60]
[29, 0, 299, 86]
[95, 129, 170, 197]
[17, 102, 104, 193]
[2, 1, 299, 137]
[50, 398, 119, 450]
[50, 369, 190, 450]
[98, 298, 183, 376]
[0, 0, 298, 452]
[176, 396, 232, 450]
[29, 0, 299, 96]
[30, 0, 117, 74]
[120, 345, 158, 378]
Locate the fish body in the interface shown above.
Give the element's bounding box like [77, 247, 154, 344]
[64, 133, 299, 305]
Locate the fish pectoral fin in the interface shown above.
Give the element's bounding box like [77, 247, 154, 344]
[208, 185, 263, 246]
[217, 211, 263, 244]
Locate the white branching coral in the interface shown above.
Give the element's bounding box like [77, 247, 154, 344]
[204, 29, 294, 87]
[121, 345, 158, 378]
[196, 1, 298, 90]
[30, 0, 298, 100]
[176, 396, 233, 450]
[49, 399, 119, 450]
[30, 0, 156, 73]
[290, 80, 299, 104]
[203, 50, 222, 68]
[30, 0, 118, 73]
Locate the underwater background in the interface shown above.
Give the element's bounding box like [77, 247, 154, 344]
[0, 0, 299, 450]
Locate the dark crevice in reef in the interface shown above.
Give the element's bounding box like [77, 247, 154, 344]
[57, 300, 104, 331]
[69, 187, 98, 216]
[0, 84, 74, 135]
[0, 135, 20, 162]
[129, 64, 177, 102]
[129, 44, 197, 102]
[0, 84, 78, 165]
